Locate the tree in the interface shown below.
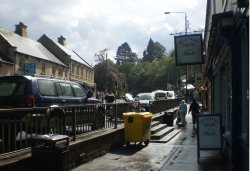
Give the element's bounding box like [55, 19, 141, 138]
[115, 42, 138, 64]
[142, 38, 166, 62]
[94, 48, 109, 63]
[94, 58, 126, 96]
[117, 50, 186, 95]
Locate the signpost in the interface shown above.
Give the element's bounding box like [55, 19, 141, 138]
[197, 114, 222, 163]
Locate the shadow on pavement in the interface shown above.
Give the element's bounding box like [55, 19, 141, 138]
[109, 143, 147, 156]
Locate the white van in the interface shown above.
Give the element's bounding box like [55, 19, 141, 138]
[165, 91, 176, 99]
[152, 90, 167, 100]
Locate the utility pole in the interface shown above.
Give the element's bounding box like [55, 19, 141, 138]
[165, 11, 189, 101]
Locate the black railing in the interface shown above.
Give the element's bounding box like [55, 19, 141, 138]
[0, 98, 182, 154]
[149, 97, 184, 114]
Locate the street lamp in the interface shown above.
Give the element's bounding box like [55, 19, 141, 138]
[165, 11, 188, 101]
[164, 12, 187, 34]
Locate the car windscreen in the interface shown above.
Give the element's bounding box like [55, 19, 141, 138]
[138, 94, 153, 100]
[167, 91, 174, 98]
[155, 93, 166, 99]
[0, 80, 26, 96]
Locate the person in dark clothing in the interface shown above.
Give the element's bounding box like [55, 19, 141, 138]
[188, 99, 200, 129]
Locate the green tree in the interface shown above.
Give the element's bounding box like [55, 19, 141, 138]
[94, 48, 108, 63]
[94, 59, 126, 96]
[142, 38, 166, 62]
[115, 42, 138, 64]
[117, 51, 185, 95]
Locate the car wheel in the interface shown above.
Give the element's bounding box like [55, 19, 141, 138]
[48, 108, 65, 134]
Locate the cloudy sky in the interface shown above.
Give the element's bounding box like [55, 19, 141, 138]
[0, 0, 207, 65]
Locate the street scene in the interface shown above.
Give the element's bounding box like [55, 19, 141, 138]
[72, 114, 228, 171]
[0, 0, 249, 171]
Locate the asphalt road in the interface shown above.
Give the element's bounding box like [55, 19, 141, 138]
[71, 114, 228, 171]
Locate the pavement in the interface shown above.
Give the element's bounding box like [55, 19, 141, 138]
[71, 113, 228, 171]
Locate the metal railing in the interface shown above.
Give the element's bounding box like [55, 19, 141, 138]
[0, 102, 132, 154]
[0, 98, 182, 154]
[149, 98, 184, 114]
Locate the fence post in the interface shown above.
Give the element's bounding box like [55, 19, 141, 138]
[72, 108, 76, 141]
[114, 102, 117, 129]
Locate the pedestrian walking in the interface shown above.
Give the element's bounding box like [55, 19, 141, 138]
[178, 100, 187, 124]
[188, 99, 200, 129]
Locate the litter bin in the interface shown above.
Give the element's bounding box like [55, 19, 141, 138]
[123, 112, 153, 146]
[32, 134, 69, 171]
[164, 112, 174, 126]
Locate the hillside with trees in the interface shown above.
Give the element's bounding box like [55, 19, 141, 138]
[94, 40, 186, 97]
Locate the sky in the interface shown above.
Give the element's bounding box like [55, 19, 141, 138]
[0, 0, 207, 66]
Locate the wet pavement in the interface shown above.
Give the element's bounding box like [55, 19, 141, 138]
[71, 114, 228, 171]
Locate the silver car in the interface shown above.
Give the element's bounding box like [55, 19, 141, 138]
[135, 93, 154, 111]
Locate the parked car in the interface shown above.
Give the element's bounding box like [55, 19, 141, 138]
[0, 75, 103, 108]
[0, 75, 105, 128]
[152, 90, 168, 100]
[123, 93, 134, 102]
[135, 92, 154, 111]
[165, 91, 176, 99]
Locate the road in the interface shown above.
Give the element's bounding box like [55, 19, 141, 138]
[71, 114, 228, 171]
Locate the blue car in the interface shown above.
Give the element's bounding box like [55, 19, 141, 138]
[0, 75, 102, 108]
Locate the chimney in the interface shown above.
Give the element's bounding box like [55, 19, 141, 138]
[58, 35, 66, 47]
[15, 22, 28, 37]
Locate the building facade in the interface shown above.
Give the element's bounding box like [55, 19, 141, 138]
[203, 0, 248, 170]
[0, 22, 94, 88]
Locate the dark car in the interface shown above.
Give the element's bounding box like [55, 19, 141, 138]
[0, 75, 102, 108]
[0, 75, 105, 129]
[135, 92, 154, 111]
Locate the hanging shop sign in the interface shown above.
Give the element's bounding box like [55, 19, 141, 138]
[174, 34, 204, 66]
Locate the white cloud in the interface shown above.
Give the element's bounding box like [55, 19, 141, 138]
[0, 0, 206, 64]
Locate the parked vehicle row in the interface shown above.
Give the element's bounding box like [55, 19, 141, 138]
[134, 90, 177, 111]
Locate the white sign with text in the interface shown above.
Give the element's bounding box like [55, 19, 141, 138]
[197, 114, 221, 149]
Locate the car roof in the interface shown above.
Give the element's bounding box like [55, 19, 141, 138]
[137, 92, 152, 96]
[0, 75, 79, 85]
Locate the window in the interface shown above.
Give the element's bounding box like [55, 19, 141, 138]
[77, 66, 80, 76]
[71, 65, 75, 74]
[38, 80, 57, 96]
[0, 82, 19, 96]
[59, 83, 74, 96]
[42, 62, 45, 73]
[72, 84, 86, 97]
[58, 69, 63, 77]
[52, 67, 56, 76]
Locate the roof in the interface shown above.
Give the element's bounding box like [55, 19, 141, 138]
[0, 28, 66, 66]
[38, 34, 91, 68]
[54, 41, 91, 68]
[0, 51, 13, 64]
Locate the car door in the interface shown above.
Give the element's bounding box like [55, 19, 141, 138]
[58, 82, 84, 105]
[36, 79, 61, 107]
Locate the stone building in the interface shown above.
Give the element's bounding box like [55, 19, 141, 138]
[0, 22, 94, 88]
[203, 0, 248, 170]
[38, 34, 94, 88]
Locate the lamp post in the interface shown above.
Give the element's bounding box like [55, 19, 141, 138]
[164, 11, 188, 102]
